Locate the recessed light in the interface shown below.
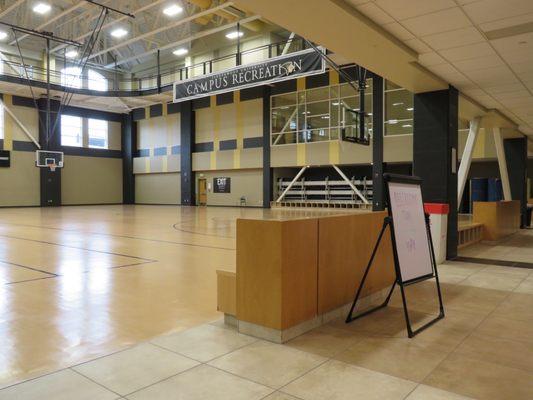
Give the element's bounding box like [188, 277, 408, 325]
[402, 124, 412, 128]
[0, 32, 8, 41]
[173, 48, 188, 56]
[163, 4, 183, 16]
[406, 107, 414, 111]
[392, 102, 403, 106]
[111, 28, 128, 38]
[225, 31, 243, 39]
[33, 2, 51, 14]
[65, 50, 78, 58]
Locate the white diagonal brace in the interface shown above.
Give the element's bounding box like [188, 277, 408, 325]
[457, 117, 481, 208]
[492, 127, 512, 201]
[276, 165, 308, 202]
[332, 164, 369, 204]
[0, 99, 40, 149]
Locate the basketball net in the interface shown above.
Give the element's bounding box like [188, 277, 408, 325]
[49, 163, 57, 172]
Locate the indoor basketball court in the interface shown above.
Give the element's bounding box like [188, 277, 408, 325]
[0, 1, 533, 400]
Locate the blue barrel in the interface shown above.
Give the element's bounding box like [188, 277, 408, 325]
[471, 178, 488, 202]
[488, 178, 503, 201]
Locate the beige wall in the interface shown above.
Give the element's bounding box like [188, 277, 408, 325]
[196, 169, 263, 207]
[135, 173, 181, 204]
[137, 113, 180, 150]
[62, 156, 123, 205]
[0, 151, 40, 207]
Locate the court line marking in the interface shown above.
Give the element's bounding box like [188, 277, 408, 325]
[0, 259, 59, 276]
[0, 222, 236, 251]
[0, 233, 157, 262]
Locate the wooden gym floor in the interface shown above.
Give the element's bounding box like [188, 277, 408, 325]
[0, 205, 351, 387]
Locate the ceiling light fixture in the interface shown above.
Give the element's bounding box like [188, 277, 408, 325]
[406, 107, 414, 111]
[65, 50, 78, 58]
[0, 32, 8, 41]
[173, 48, 188, 56]
[163, 4, 183, 16]
[225, 31, 243, 39]
[33, 2, 51, 14]
[387, 119, 398, 124]
[402, 124, 412, 128]
[392, 102, 403, 106]
[111, 28, 128, 38]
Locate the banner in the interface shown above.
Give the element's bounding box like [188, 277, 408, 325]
[173, 48, 325, 103]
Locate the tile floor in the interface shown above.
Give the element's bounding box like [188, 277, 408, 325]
[0, 260, 531, 400]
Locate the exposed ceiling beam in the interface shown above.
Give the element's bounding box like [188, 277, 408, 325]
[9, 1, 89, 46]
[51, 0, 168, 54]
[106, 14, 260, 68]
[88, 2, 234, 61]
[0, 0, 26, 19]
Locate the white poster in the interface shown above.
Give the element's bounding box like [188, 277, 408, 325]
[388, 181, 433, 282]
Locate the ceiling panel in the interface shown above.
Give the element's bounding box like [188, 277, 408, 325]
[374, 0, 456, 21]
[401, 7, 470, 37]
[418, 52, 447, 67]
[462, 0, 533, 25]
[453, 54, 505, 72]
[422, 27, 485, 50]
[382, 22, 415, 40]
[355, 2, 395, 24]
[438, 42, 496, 62]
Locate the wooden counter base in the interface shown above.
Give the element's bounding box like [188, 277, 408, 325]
[473, 201, 520, 241]
[226, 211, 396, 342]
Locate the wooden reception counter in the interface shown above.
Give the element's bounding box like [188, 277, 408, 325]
[222, 210, 396, 342]
[473, 200, 520, 241]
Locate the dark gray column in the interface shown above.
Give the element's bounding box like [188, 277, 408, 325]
[180, 100, 195, 206]
[504, 137, 527, 228]
[122, 113, 136, 204]
[262, 86, 272, 208]
[413, 86, 459, 259]
[372, 75, 384, 211]
[38, 98, 61, 207]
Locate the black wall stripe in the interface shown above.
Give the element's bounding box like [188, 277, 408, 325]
[243, 136, 263, 149]
[192, 97, 210, 110]
[219, 139, 237, 151]
[150, 104, 163, 118]
[167, 102, 181, 114]
[306, 72, 329, 89]
[216, 92, 234, 106]
[240, 86, 263, 101]
[137, 149, 150, 157]
[154, 147, 167, 156]
[132, 108, 146, 121]
[171, 145, 180, 154]
[13, 140, 38, 152]
[61, 146, 122, 158]
[271, 79, 297, 95]
[194, 142, 214, 152]
[12, 95, 36, 108]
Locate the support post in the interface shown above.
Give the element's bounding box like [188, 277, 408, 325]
[122, 112, 136, 204]
[372, 75, 384, 211]
[413, 86, 458, 259]
[504, 137, 528, 228]
[263, 86, 272, 208]
[493, 127, 512, 201]
[457, 117, 481, 208]
[180, 100, 195, 205]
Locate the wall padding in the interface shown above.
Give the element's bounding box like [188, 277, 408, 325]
[135, 173, 181, 204]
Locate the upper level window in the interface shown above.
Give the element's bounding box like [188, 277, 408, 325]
[88, 118, 108, 149]
[384, 81, 414, 136]
[88, 69, 108, 91]
[61, 66, 82, 88]
[61, 115, 82, 147]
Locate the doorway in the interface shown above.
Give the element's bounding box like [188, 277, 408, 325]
[198, 178, 207, 206]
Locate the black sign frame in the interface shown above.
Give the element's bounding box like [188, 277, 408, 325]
[213, 177, 231, 193]
[0, 150, 10, 168]
[173, 47, 325, 103]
